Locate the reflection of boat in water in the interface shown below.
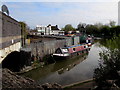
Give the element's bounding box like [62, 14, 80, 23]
[22, 51, 90, 81]
[22, 54, 88, 80]
[52, 54, 88, 75]
[53, 43, 91, 61]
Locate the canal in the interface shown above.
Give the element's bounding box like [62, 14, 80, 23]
[22, 40, 107, 86]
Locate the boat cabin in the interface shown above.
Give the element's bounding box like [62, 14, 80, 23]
[55, 48, 69, 54]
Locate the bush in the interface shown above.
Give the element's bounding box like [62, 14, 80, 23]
[93, 49, 120, 89]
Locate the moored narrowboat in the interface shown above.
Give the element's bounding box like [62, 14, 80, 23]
[53, 44, 91, 60]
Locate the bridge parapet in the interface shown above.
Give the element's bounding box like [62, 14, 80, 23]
[0, 11, 21, 63]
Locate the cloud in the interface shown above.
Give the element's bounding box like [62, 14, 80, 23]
[3, 2, 118, 29]
[44, 2, 118, 27]
[2, 0, 120, 2]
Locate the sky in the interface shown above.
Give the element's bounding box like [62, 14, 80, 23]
[0, 1, 119, 29]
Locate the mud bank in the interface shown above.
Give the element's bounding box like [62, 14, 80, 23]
[2, 68, 61, 89]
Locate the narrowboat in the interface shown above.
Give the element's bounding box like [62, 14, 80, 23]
[53, 44, 91, 60]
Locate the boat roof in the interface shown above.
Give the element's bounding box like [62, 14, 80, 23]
[66, 44, 84, 48]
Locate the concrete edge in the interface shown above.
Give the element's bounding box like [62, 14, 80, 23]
[62, 78, 94, 88]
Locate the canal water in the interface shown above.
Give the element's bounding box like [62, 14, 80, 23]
[22, 40, 107, 86]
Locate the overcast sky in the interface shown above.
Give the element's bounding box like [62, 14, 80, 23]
[1, 1, 119, 29]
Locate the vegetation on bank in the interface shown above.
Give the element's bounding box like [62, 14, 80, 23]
[99, 35, 120, 50]
[93, 35, 120, 89]
[62, 21, 120, 37]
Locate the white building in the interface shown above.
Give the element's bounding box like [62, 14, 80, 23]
[36, 24, 64, 35]
[36, 25, 51, 35]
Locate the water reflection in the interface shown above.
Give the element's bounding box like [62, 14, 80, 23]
[22, 54, 88, 80]
[54, 55, 88, 75]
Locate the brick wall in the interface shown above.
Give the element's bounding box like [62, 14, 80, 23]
[0, 12, 21, 49]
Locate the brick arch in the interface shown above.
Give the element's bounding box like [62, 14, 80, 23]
[2, 51, 31, 72]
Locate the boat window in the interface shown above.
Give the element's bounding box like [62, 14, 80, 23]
[73, 48, 76, 51]
[84, 46, 86, 48]
[55, 48, 62, 54]
[62, 49, 68, 52]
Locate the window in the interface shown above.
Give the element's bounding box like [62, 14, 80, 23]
[84, 46, 86, 48]
[62, 49, 68, 53]
[73, 48, 76, 51]
[55, 48, 62, 54]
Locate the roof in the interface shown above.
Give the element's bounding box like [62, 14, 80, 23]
[47, 24, 60, 30]
[51, 26, 59, 30]
[30, 30, 37, 32]
[67, 44, 83, 48]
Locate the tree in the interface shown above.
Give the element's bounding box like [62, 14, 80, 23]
[62, 24, 75, 33]
[85, 24, 100, 36]
[94, 36, 120, 89]
[109, 21, 116, 27]
[77, 23, 86, 33]
[94, 22, 103, 29]
[19, 21, 28, 47]
[94, 49, 120, 89]
[100, 25, 110, 36]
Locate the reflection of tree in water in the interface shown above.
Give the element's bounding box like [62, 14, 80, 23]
[94, 36, 120, 89]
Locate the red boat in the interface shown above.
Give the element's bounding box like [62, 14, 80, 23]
[53, 44, 91, 60]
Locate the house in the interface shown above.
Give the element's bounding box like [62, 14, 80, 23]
[36, 24, 64, 35]
[49, 24, 64, 35]
[36, 25, 50, 35]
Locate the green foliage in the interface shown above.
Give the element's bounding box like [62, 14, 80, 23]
[62, 21, 119, 37]
[94, 49, 120, 89]
[109, 20, 116, 27]
[77, 23, 86, 33]
[76, 21, 120, 37]
[86, 25, 99, 36]
[94, 36, 120, 89]
[99, 35, 120, 50]
[100, 25, 110, 36]
[62, 24, 75, 32]
[110, 26, 120, 36]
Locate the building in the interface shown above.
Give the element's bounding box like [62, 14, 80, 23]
[49, 24, 64, 35]
[36, 25, 50, 35]
[29, 29, 38, 35]
[36, 24, 64, 35]
[0, 11, 21, 63]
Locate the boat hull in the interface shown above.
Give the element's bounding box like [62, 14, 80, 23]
[53, 55, 69, 61]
